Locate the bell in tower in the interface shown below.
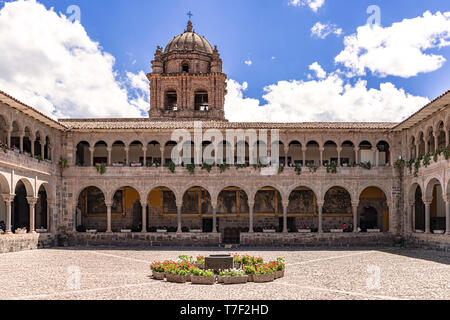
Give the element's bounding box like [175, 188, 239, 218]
[147, 19, 227, 121]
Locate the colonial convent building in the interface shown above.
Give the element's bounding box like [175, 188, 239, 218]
[0, 21, 449, 251]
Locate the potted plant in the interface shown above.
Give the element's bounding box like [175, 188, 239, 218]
[150, 262, 166, 280]
[166, 268, 188, 283]
[232, 254, 241, 269]
[191, 268, 215, 285]
[194, 255, 205, 269]
[220, 269, 248, 285]
[269, 258, 285, 279]
[243, 265, 256, 282]
[253, 264, 275, 283]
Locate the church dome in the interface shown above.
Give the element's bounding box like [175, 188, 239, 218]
[164, 21, 213, 55]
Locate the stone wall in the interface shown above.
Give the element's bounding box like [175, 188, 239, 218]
[404, 233, 450, 251]
[240, 232, 397, 247]
[67, 232, 221, 247]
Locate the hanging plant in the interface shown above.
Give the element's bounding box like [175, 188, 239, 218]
[394, 159, 405, 176]
[218, 163, 230, 173]
[236, 164, 247, 169]
[407, 159, 414, 174]
[294, 164, 302, 175]
[326, 162, 337, 174]
[0, 142, 8, 153]
[201, 163, 212, 172]
[307, 163, 318, 173]
[96, 163, 106, 175]
[35, 154, 42, 163]
[278, 165, 284, 174]
[164, 162, 176, 173]
[359, 161, 372, 170]
[444, 147, 450, 160]
[423, 153, 431, 167]
[413, 158, 421, 177]
[186, 164, 196, 175]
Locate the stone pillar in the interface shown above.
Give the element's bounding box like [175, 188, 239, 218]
[302, 147, 307, 167]
[317, 200, 324, 233]
[424, 139, 429, 154]
[212, 201, 217, 233]
[411, 203, 416, 232]
[176, 201, 182, 233]
[26, 197, 38, 233]
[352, 201, 359, 232]
[446, 200, 450, 235]
[375, 149, 379, 167]
[160, 147, 165, 165]
[89, 147, 94, 166]
[415, 143, 419, 159]
[434, 134, 439, 152]
[41, 143, 45, 159]
[19, 133, 24, 153]
[3, 194, 14, 234]
[7, 130, 11, 148]
[282, 200, 289, 233]
[424, 201, 431, 234]
[284, 146, 289, 167]
[319, 147, 324, 166]
[106, 201, 112, 233]
[48, 201, 56, 233]
[248, 200, 255, 233]
[142, 147, 147, 166]
[337, 147, 342, 166]
[354, 147, 360, 164]
[124, 147, 129, 166]
[141, 200, 147, 232]
[107, 147, 112, 166]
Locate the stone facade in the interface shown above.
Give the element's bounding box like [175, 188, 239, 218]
[0, 20, 449, 254]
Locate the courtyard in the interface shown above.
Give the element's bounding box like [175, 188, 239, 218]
[0, 247, 449, 300]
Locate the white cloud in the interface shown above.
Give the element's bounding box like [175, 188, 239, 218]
[289, 0, 325, 13]
[308, 62, 327, 79]
[0, 0, 149, 119]
[244, 59, 253, 66]
[335, 11, 450, 78]
[311, 22, 343, 39]
[224, 75, 429, 122]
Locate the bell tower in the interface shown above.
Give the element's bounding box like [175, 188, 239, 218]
[147, 20, 227, 121]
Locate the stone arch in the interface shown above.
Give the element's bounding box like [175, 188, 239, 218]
[12, 180, 30, 232]
[93, 140, 108, 166]
[320, 184, 354, 202]
[0, 113, 9, 145]
[357, 182, 391, 204]
[36, 184, 48, 230]
[75, 141, 91, 166]
[147, 185, 178, 232]
[0, 173, 10, 194]
[424, 176, 444, 201]
[322, 186, 353, 231]
[76, 186, 107, 232]
[14, 178, 34, 197]
[358, 186, 389, 232]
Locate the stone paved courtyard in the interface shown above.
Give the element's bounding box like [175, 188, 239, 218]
[0, 247, 449, 300]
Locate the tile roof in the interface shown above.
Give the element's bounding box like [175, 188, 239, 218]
[58, 118, 397, 131]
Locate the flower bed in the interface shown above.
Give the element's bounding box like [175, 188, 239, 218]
[149, 254, 285, 285]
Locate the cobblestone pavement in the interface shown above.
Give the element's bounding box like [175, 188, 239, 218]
[0, 247, 449, 300]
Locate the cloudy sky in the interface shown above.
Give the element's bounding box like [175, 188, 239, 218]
[0, 0, 449, 122]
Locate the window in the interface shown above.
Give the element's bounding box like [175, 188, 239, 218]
[182, 63, 189, 73]
[165, 91, 177, 110]
[194, 91, 208, 110]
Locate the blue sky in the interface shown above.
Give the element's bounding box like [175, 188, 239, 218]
[1, 0, 450, 121]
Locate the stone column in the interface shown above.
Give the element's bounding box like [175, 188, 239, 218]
[424, 139, 429, 154]
[105, 201, 112, 233]
[89, 147, 94, 166]
[319, 147, 324, 166]
[446, 200, 450, 235]
[337, 147, 342, 166]
[282, 200, 289, 233]
[211, 201, 217, 233]
[354, 147, 360, 164]
[124, 147, 129, 166]
[284, 146, 289, 167]
[302, 147, 307, 167]
[176, 201, 182, 233]
[411, 203, 416, 233]
[7, 129, 11, 148]
[352, 201, 359, 232]
[375, 149, 379, 167]
[424, 201, 431, 234]
[317, 200, 324, 233]
[434, 134, 439, 153]
[48, 201, 56, 233]
[3, 194, 14, 234]
[160, 146, 165, 165]
[141, 200, 147, 233]
[26, 197, 38, 233]
[106, 147, 112, 166]
[19, 133, 24, 153]
[142, 147, 147, 166]
[415, 143, 419, 159]
[41, 143, 45, 159]
[248, 200, 255, 233]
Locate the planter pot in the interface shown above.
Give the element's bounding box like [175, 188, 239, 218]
[274, 270, 285, 279]
[121, 229, 131, 233]
[190, 229, 202, 233]
[156, 229, 167, 233]
[253, 274, 275, 283]
[36, 229, 48, 233]
[298, 229, 311, 233]
[330, 229, 343, 233]
[263, 229, 276, 233]
[152, 271, 165, 280]
[191, 276, 215, 285]
[166, 273, 186, 283]
[367, 229, 380, 233]
[433, 230, 445, 234]
[223, 275, 248, 285]
[246, 274, 254, 282]
[87, 229, 97, 233]
[218, 276, 224, 283]
[415, 230, 424, 233]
